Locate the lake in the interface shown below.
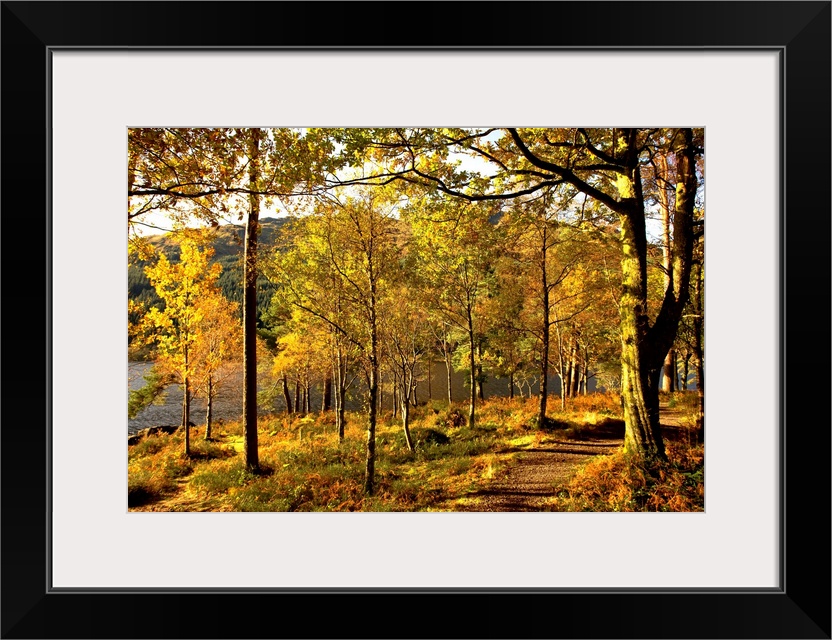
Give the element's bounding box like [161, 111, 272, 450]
[127, 360, 591, 434]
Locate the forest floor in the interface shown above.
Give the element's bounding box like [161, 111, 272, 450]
[449, 402, 691, 511]
[128, 393, 703, 513]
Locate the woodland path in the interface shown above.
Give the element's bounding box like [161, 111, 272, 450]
[451, 403, 687, 512]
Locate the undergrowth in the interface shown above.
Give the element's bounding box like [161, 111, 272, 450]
[549, 441, 704, 512]
[127, 392, 703, 512]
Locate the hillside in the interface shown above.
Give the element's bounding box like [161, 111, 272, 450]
[128, 217, 289, 327]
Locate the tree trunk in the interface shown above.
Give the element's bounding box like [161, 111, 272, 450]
[619, 198, 665, 460]
[242, 129, 261, 471]
[426, 359, 432, 400]
[617, 128, 696, 461]
[695, 353, 704, 439]
[658, 152, 677, 396]
[467, 306, 476, 429]
[205, 375, 213, 440]
[182, 341, 191, 456]
[182, 374, 191, 456]
[323, 374, 332, 412]
[304, 377, 311, 414]
[693, 262, 705, 438]
[509, 371, 515, 399]
[569, 339, 580, 397]
[662, 348, 677, 393]
[554, 320, 566, 412]
[336, 345, 346, 442]
[401, 387, 414, 452]
[281, 374, 293, 414]
[539, 244, 550, 427]
[294, 380, 301, 415]
[443, 330, 453, 405]
[391, 375, 398, 418]
[582, 346, 590, 395]
[364, 285, 379, 495]
[565, 343, 574, 398]
[365, 361, 378, 495]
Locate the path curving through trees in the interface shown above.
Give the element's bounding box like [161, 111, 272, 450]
[452, 403, 687, 511]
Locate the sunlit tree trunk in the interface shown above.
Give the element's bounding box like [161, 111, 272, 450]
[364, 280, 379, 495]
[618, 199, 664, 458]
[182, 378, 191, 455]
[568, 338, 580, 397]
[444, 343, 453, 405]
[182, 342, 191, 456]
[565, 343, 574, 398]
[657, 154, 677, 395]
[553, 321, 567, 412]
[539, 235, 550, 426]
[335, 344, 346, 441]
[582, 345, 590, 395]
[466, 303, 476, 428]
[401, 378, 415, 452]
[692, 261, 704, 437]
[618, 128, 695, 461]
[205, 375, 213, 440]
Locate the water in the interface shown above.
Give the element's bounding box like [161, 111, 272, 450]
[128, 361, 246, 434]
[127, 360, 593, 434]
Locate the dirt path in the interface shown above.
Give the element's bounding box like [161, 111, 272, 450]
[450, 404, 685, 512]
[455, 438, 622, 511]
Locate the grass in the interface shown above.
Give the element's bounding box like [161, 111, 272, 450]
[549, 442, 704, 512]
[127, 391, 704, 512]
[549, 392, 704, 511]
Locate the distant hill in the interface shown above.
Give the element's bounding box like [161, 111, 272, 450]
[141, 216, 289, 259]
[128, 217, 290, 328]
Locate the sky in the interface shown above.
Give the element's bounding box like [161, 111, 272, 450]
[127, 129, 668, 244]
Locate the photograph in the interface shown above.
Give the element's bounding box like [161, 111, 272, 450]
[1, 0, 828, 636]
[127, 127, 705, 513]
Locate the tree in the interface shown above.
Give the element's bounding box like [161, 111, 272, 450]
[190, 290, 242, 440]
[267, 189, 402, 494]
[336, 127, 702, 461]
[129, 127, 341, 470]
[142, 232, 222, 456]
[501, 191, 600, 420]
[381, 282, 431, 451]
[408, 198, 503, 428]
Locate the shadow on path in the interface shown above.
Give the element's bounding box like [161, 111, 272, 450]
[446, 405, 691, 511]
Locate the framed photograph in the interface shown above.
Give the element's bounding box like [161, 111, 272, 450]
[2, 1, 829, 638]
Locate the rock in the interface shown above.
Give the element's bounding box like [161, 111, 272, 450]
[128, 425, 180, 444]
[413, 428, 451, 446]
[145, 425, 179, 436]
[440, 408, 465, 428]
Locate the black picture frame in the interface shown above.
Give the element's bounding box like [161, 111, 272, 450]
[2, 2, 829, 638]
